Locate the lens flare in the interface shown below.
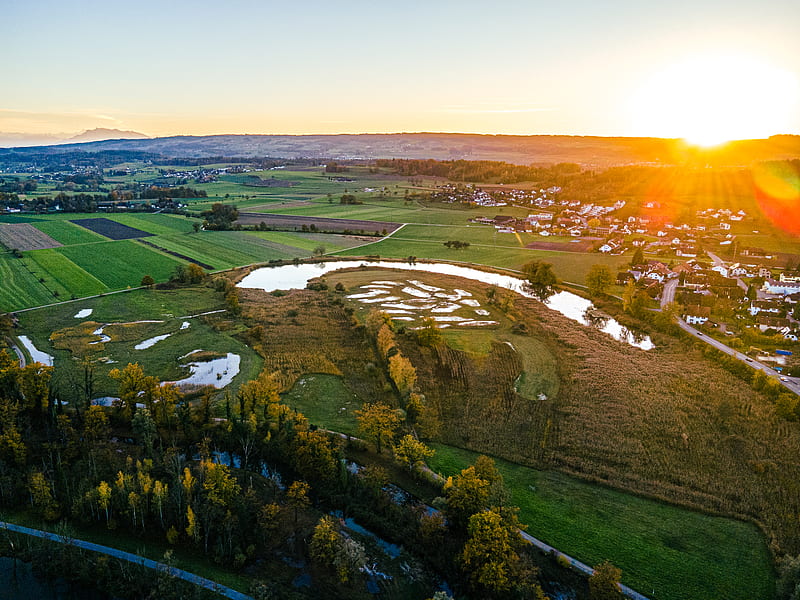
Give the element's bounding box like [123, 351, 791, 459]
[753, 162, 800, 234]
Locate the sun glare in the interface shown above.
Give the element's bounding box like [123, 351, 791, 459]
[630, 53, 799, 146]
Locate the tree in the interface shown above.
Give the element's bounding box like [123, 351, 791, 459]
[630, 247, 644, 267]
[460, 509, 520, 594]
[132, 407, 157, 456]
[444, 466, 490, 527]
[589, 560, 623, 600]
[355, 403, 400, 454]
[521, 261, 558, 301]
[201, 203, 238, 230]
[586, 264, 614, 297]
[393, 434, 434, 468]
[388, 353, 417, 395]
[622, 279, 646, 317]
[286, 481, 311, 529]
[140, 275, 155, 288]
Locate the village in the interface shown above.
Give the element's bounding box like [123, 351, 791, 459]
[442, 183, 800, 367]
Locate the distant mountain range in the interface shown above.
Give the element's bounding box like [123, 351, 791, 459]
[2, 132, 798, 166]
[0, 128, 149, 148]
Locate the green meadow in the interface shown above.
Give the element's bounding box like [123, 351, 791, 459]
[428, 444, 774, 600]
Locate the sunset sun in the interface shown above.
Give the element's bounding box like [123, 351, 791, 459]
[631, 53, 799, 146]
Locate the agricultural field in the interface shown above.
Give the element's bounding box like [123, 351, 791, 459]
[70, 217, 154, 240]
[0, 222, 62, 251]
[0, 254, 60, 310]
[52, 240, 179, 289]
[31, 219, 106, 245]
[0, 211, 381, 311]
[26, 249, 109, 298]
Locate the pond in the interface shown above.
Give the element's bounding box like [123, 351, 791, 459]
[238, 260, 653, 349]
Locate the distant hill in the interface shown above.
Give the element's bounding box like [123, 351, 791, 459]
[2, 132, 799, 166]
[65, 128, 149, 143]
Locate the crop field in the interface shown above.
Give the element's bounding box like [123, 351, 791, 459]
[428, 444, 773, 600]
[244, 230, 367, 253]
[0, 255, 58, 310]
[26, 249, 109, 298]
[146, 231, 307, 270]
[108, 213, 197, 235]
[55, 240, 181, 289]
[71, 218, 154, 240]
[0, 223, 62, 251]
[235, 212, 401, 234]
[254, 200, 482, 225]
[31, 220, 106, 245]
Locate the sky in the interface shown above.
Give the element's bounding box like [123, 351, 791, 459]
[3, 0, 800, 140]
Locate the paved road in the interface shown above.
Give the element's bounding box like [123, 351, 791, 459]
[518, 531, 649, 600]
[0, 521, 253, 600]
[676, 318, 800, 395]
[3, 337, 25, 367]
[660, 278, 678, 308]
[415, 465, 649, 600]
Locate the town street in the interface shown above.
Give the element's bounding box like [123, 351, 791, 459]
[676, 317, 800, 395]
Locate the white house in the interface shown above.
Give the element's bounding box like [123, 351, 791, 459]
[763, 279, 800, 295]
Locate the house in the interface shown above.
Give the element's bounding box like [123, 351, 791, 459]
[684, 306, 711, 325]
[780, 273, 800, 283]
[763, 279, 800, 296]
[755, 315, 791, 332]
[749, 300, 784, 316]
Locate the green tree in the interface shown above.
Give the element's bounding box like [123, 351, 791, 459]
[586, 264, 614, 297]
[589, 560, 623, 600]
[630, 247, 644, 266]
[521, 260, 558, 301]
[140, 274, 155, 288]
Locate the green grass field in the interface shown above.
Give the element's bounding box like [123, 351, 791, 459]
[31, 220, 106, 245]
[55, 240, 182, 289]
[0, 255, 57, 310]
[427, 444, 774, 600]
[108, 213, 198, 235]
[282, 373, 362, 435]
[334, 238, 626, 285]
[147, 231, 308, 270]
[26, 249, 109, 298]
[244, 230, 366, 253]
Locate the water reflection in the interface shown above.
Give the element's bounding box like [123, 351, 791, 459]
[238, 260, 653, 350]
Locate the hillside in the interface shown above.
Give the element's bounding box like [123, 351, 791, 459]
[2, 132, 799, 166]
